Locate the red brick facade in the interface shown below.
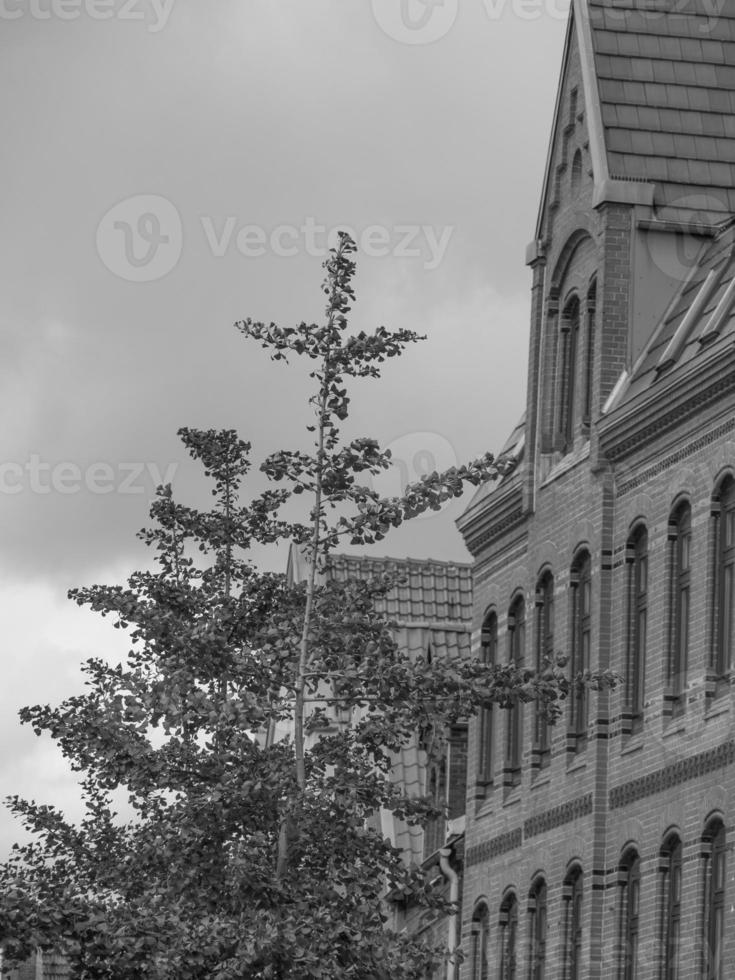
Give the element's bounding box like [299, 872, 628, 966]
[456, 3, 735, 978]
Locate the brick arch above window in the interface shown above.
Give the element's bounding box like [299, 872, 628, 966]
[549, 226, 595, 290]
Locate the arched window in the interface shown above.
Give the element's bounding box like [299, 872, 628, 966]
[711, 477, 735, 680]
[477, 610, 498, 794]
[702, 819, 726, 979]
[660, 833, 682, 980]
[499, 892, 518, 980]
[619, 849, 641, 980]
[504, 596, 525, 789]
[583, 278, 597, 426]
[667, 503, 691, 711]
[528, 878, 547, 980]
[534, 573, 554, 770]
[471, 902, 490, 980]
[625, 526, 648, 734]
[569, 552, 591, 751]
[571, 148, 583, 194]
[558, 295, 580, 451]
[563, 866, 583, 980]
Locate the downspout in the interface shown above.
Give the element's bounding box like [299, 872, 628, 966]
[439, 846, 459, 980]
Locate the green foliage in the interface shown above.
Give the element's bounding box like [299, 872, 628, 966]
[0, 235, 611, 978]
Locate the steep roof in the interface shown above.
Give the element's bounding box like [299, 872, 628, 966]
[326, 554, 473, 626]
[607, 217, 735, 410]
[590, 0, 735, 215]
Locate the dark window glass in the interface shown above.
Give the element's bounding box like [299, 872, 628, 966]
[668, 506, 691, 701]
[528, 880, 547, 980]
[471, 903, 490, 980]
[620, 851, 641, 980]
[661, 836, 682, 980]
[534, 575, 554, 768]
[564, 868, 583, 980]
[704, 822, 726, 979]
[505, 598, 525, 787]
[559, 296, 580, 451]
[570, 554, 591, 749]
[626, 529, 648, 731]
[712, 479, 735, 677]
[478, 612, 497, 788]
[500, 894, 518, 980]
[583, 279, 596, 425]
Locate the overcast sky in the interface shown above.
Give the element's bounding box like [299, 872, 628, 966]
[0, 0, 569, 856]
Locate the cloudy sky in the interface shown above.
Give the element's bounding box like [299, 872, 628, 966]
[0, 0, 569, 855]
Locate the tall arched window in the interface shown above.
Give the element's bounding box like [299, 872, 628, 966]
[625, 526, 648, 734]
[558, 295, 580, 451]
[569, 552, 591, 752]
[583, 278, 597, 426]
[504, 596, 525, 789]
[499, 892, 518, 980]
[619, 849, 641, 980]
[660, 833, 682, 980]
[477, 610, 497, 795]
[534, 573, 554, 770]
[528, 878, 547, 980]
[702, 818, 726, 979]
[563, 866, 583, 980]
[471, 902, 490, 980]
[667, 503, 691, 711]
[711, 477, 735, 680]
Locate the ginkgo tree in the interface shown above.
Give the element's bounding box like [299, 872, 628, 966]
[0, 235, 609, 979]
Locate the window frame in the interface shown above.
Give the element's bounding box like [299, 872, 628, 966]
[533, 574, 554, 770]
[660, 834, 682, 980]
[703, 819, 726, 980]
[528, 878, 547, 980]
[558, 295, 580, 452]
[477, 610, 498, 794]
[618, 849, 641, 980]
[711, 477, 735, 681]
[504, 596, 525, 789]
[563, 866, 583, 980]
[569, 552, 591, 752]
[625, 526, 648, 734]
[471, 902, 490, 980]
[666, 504, 691, 712]
[499, 892, 519, 980]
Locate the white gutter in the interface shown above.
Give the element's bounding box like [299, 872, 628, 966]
[438, 847, 459, 980]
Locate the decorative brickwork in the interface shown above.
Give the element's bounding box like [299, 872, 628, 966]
[609, 742, 735, 810]
[524, 793, 593, 839]
[465, 828, 522, 867]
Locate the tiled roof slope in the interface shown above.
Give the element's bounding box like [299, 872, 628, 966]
[327, 554, 473, 624]
[616, 218, 735, 403]
[589, 0, 735, 214]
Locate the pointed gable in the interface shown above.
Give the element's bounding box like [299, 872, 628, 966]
[589, 0, 735, 217]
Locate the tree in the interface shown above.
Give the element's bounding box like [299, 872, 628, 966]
[0, 235, 604, 978]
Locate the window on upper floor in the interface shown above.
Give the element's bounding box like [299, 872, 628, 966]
[563, 866, 583, 980]
[571, 148, 583, 195]
[619, 849, 641, 980]
[499, 892, 518, 980]
[660, 833, 682, 980]
[471, 902, 490, 980]
[702, 818, 726, 980]
[624, 526, 648, 735]
[710, 476, 735, 682]
[477, 610, 497, 795]
[568, 552, 591, 752]
[666, 503, 691, 713]
[533, 573, 554, 771]
[504, 596, 525, 789]
[558, 295, 580, 453]
[583, 278, 597, 426]
[528, 878, 547, 980]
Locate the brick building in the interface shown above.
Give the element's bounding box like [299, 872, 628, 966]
[456, 2, 735, 977]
